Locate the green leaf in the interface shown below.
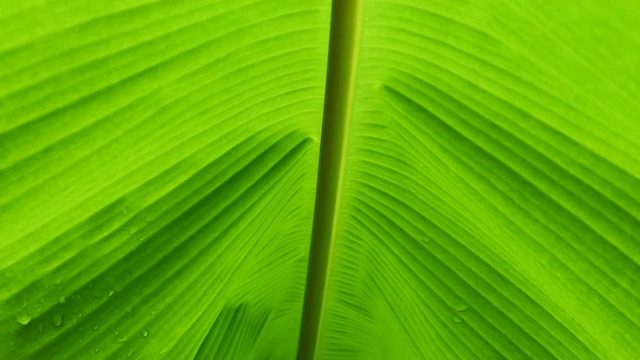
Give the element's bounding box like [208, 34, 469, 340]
[2, 0, 639, 359]
[0, 1, 329, 358]
[316, 0, 640, 359]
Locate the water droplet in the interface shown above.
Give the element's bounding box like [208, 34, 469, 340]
[453, 315, 463, 324]
[127, 349, 133, 358]
[125, 307, 133, 314]
[58, 296, 66, 304]
[455, 303, 470, 312]
[93, 324, 99, 330]
[108, 290, 114, 297]
[115, 330, 119, 336]
[15, 310, 32, 325]
[422, 237, 431, 243]
[142, 329, 149, 338]
[38, 324, 44, 333]
[53, 313, 63, 327]
[94, 348, 99, 353]
[121, 208, 129, 216]
[77, 312, 83, 318]
[79, 338, 83, 343]
[117, 335, 128, 343]
[128, 226, 139, 235]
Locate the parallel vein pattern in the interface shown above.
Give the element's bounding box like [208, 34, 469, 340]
[0, 1, 329, 359]
[319, 0, 640, 358]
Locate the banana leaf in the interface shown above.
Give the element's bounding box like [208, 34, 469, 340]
[1, 0, 638, 359]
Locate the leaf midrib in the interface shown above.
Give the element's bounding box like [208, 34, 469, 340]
[296, 1, 364, 359]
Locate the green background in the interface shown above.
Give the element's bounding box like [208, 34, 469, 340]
[1, 0, 639, 359]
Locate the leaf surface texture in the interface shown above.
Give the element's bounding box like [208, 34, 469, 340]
[318, 0, 640, 359]
[0, 0, 329, 358]
[1, 0, 639, 359]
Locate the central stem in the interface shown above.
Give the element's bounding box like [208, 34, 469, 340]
[296, 1, 364, 359]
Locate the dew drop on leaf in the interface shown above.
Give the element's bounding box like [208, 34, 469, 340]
[58, 296, 66, 304]
[38, 324, 44, 333]
[142, 329, 149, 338]
[15, 310, 32, 325]
[453, 315, 463, 324]
[53, 313, 63, 327]
[455, 303, 469, 312]
[108, 290, 114, 297]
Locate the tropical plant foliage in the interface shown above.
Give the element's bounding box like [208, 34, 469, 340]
[1, 0, 639, 359]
